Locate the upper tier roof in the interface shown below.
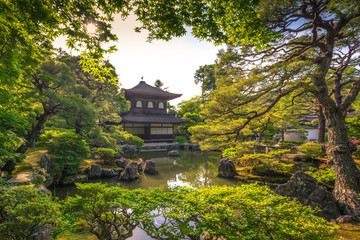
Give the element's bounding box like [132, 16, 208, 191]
[125, 81, 182, 100]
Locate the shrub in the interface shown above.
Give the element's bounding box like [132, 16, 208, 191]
[41, 130, 90, 177]
[269, 149, 291, 161]
[63, 183, 143, 240]
[222, 147, 244, 161]
[123, 133, 144, 148]
[279, 140, 303, 149]
[134, 184, 338, 240]
[175, 136, 187, 143]
[0, 185, 59, 239]
[238, 153, 271, 166]
[306, 167, 336, 186]
[299, 142, 326, 158]
[92, 148, 116, 165]
[260, 139, 276, 145]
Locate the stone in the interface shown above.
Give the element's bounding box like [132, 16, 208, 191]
[102, 169, 116, 178]
[62, 176, 75, 186]
[114, 152, 123, 159]
[119, 162, 139, 181]
[275, 172, 341, 220]
[29, 225, 56, 240]
[74, 175, 88, 183]
[218, 158, 237, 178]
[144, 160, 157, 174]
[128, 146, 138, 159]
[113, 168, 124, 176]
[138, 158, 144, 172]
[40, 153, 52, 172]
[89, 164, 102, 178]
[168, 150, 180, 157]
[37, 185, 50, 198]
[335, 215, 356, 223]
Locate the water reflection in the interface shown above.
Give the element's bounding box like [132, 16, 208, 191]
[54, 151, 240, 240]
[56, 151, 239, 198]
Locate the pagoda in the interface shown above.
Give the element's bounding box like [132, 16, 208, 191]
[121, 81, 187, 142]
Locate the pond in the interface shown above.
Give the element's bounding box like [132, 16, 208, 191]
[55, 150, 240, 240]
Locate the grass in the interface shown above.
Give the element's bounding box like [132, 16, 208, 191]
[338, 223, 360, 240]
[56, 232, 97, 240]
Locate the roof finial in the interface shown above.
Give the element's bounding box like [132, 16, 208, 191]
[141, 76, 144, 80]
[140, 76, 145, 83]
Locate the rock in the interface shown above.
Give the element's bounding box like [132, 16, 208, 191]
[119, 162, 139, 181]
[102, 169, 116, 178]
[138, 158, 144, 172]
[113, 168, 124, 176]
[218, 158, 237, 178]
[37, 185, 50, 198]
[74, 175, 88, 183]
[114, 152, 123, 159]
[275, 172, 341, 220]
[89, 164, 102, 178]
[40, 153, 52, 172]
[144, 160, 157, 174]
[128, 146, 138, 159]
[62, 176, 75, 186]
[168, 150, 180, 157]
[335, 215, 356, 223]
[29, 225, 56, 240]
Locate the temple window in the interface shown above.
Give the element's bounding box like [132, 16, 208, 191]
[148, 101, 154, 108]
[136, 101, 142, 108]
[158, 102, 164, 109]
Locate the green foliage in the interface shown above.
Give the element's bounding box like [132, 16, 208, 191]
[299, 143, 326, 159]
[279, 140, 304, 149]
[175, 136, 187, 144]
[0, 109, 27, 169]
[347, 115, 360, 140]
[251, 162, 293, 178]
[124, 134, 144, 148]
[92, 148, 116, 165]
[62, 183, 140, 240]
[269, 149, 291, 161]
[133, 184, 337, 240]
[41, 130, 90, 176]
[306, 167, 336, 186]
[0, 183, 338, 240]
[194, 64, 216, 96]
[0, 185, 59, 239]
[222, 147, 245, 161]
[239, 153, 271, 167]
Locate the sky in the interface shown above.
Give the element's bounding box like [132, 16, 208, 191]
[54, 14, 222, 106]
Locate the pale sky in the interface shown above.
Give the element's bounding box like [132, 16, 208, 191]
[54, 14, 222, 106]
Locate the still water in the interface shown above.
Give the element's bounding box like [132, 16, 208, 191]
[56, 151, 240, 239]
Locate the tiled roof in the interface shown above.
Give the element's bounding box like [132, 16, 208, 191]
[121, 113, 188, 124]
[125, 81, 182, 100]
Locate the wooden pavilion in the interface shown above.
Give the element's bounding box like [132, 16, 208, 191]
[121, 81, 187, 142]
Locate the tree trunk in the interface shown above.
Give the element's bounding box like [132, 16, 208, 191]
[16, 112, 50, 154]
[75, 119, 83, 135]
[324, 108, 360, 215]
[317, 107, 326, 143]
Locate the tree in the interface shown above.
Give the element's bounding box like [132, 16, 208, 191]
[191, 1, 360, 214]
[63, 183, 139, 240]
[40, 130, 90, 181]
[138, 0, 360, 213]
[194, 65, 216, 96]
[0, 185, 59, 239]
[176, 96, 205, 138]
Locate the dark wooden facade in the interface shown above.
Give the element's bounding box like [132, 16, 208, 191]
[121, 81, 187, 142]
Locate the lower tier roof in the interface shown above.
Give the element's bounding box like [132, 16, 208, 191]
[121, 113, 188, 124]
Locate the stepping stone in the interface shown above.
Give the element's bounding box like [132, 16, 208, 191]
[7, 172, 32, 184]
